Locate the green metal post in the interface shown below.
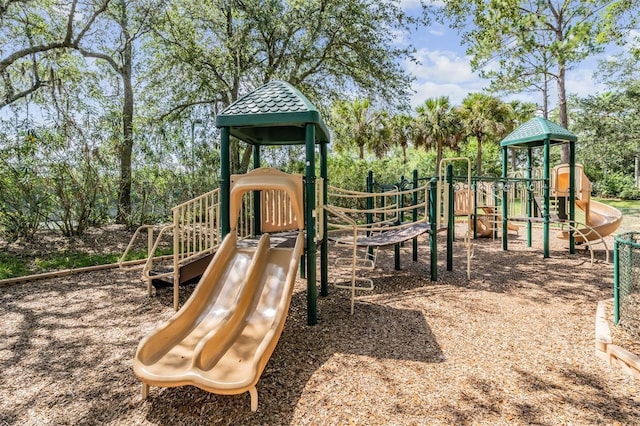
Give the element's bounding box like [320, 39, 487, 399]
[446, 165, 454, 271]
[366, 171, 374, 258]
[220, 127, 231, 238]
[527, 148, 533, 247]
[568, 140, 576, 254]
[613, 237, 620, 324]
[472, 178, 478, 239]
[253, 145, 261, 235]
[394, 179, 402, 270]
[320, 142, 329, 297]
[429, 178, 438, 281]
[305, 124, 317, 325]
[501, 147, 508, 251]
[412, 169, 418, 262]
[543, 138, 550, 258]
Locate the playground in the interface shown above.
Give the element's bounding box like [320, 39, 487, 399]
[2, 223, 639, 425]
[2, 81, 640, 424]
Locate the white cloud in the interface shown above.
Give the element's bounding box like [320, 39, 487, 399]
[408, 49, 476, 83]
[406, 48, 488, 107]
[564, 66, 607, 98]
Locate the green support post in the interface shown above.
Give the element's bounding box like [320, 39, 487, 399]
[366, 171, 374, 258]
[569, 140, 576, 254]
[320, 142, 329, 297]
[220, 127, 231, 238]
[613, 237, 620, 324]
[429, 179, 438, 281]
[543, 138, 550, 258]
[412, 169, 418, 262]
[501, 147, 508, 251]
[527, 148, 533, 247]
[472, 179, 478, 239]
[394, 178, 402, 271]
[305, 124, 317, 326]
[253, 145, 261, 235]
[446, 165, 454, 271]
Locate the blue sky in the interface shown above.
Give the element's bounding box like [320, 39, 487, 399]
[399, 1, 620, 110]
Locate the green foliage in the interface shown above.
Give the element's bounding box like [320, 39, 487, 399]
[592, 172, 640, 200]
[0, 253, 30, 280]
[0, 133, 52, 241]
[457, 93, 512, 176]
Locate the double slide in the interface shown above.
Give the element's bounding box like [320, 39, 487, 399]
[134, 168, 305, 411]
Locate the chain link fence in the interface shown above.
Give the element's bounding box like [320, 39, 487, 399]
[614, 232, 640, 338]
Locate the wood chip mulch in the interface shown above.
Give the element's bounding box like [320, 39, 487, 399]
[2, 225, 639, 425]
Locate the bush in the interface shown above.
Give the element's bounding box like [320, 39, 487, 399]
[0, 137, 51, 241]
[592, 172, 640, 200]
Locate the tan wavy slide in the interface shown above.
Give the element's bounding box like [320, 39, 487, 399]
[566, 198, 623, 242]
[554, 164, 622, 242]
[134, 230, 304, 411]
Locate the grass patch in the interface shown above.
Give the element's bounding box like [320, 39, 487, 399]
[0, 253, 31, 279]
[593, 197, 640, 213]
[0, 247, 172, 280]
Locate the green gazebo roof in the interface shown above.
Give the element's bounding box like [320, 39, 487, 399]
[501, 117, 577, 148]
[215, 80, 330, 145]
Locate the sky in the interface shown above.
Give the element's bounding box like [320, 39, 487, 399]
[399, 2, 618, 110]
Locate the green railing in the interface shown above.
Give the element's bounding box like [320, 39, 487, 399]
[614, 232, 640, 338]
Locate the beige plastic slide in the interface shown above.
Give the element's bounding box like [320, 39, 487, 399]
[553, 164, 623, 242]
[134, 168, 305, 411]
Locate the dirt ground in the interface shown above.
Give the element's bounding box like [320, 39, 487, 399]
[1, 225, 639, 425]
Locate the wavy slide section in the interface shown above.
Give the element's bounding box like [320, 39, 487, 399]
[565, 199, 623, 242]
[134, 230, 304, 411]
[554, 165, 622, 242]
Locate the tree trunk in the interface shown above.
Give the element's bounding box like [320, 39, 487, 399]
[116, 24, 134, 224]
[436, 140, 442, 175]
[557, 60, 569, 164]
[476, 134, 482, 176]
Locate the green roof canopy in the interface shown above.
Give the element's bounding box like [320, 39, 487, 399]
[501, 117, 577, 148]
[215, 80, 331, 146]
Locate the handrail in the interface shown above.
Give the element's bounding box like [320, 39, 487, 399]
[119, 224, 165, 271]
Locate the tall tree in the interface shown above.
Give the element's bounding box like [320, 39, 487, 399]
[73, 0, 162, 223]
[145, 0, 430, 172]
[0, 0, 109, 108]
[414, 96, 461, 173]
[442, 0, 614, 163]
[457, 93, 512, 176]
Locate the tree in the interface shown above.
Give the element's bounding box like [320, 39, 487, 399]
[507, 100, 538, 169]
[387, 113, 413, 164]
[330, 98, 379, 160]
[145, 0, 430, 172]
[0, 0, 109, 108]
[442, 0, 615, 163]
[457, 93, 512, 176]
[414, 96, 461, 173]
[72, 0, 163, 223]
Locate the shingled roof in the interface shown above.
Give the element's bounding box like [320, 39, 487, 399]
[215, 80, 330, 145]
[501, 117, 577, 148]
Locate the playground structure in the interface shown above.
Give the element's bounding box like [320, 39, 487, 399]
[130, 81, 458, 411]
[498, 117, 622, 259]
[127, 84, 624, 412]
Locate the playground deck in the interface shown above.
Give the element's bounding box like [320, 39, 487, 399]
[1, 224, 639, 425]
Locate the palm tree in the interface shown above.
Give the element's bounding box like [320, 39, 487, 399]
[330, 98, 377, 159]
[387, 113, 412, 163]
[414, 96, 461, 173]
[457, 93, 512, 176]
